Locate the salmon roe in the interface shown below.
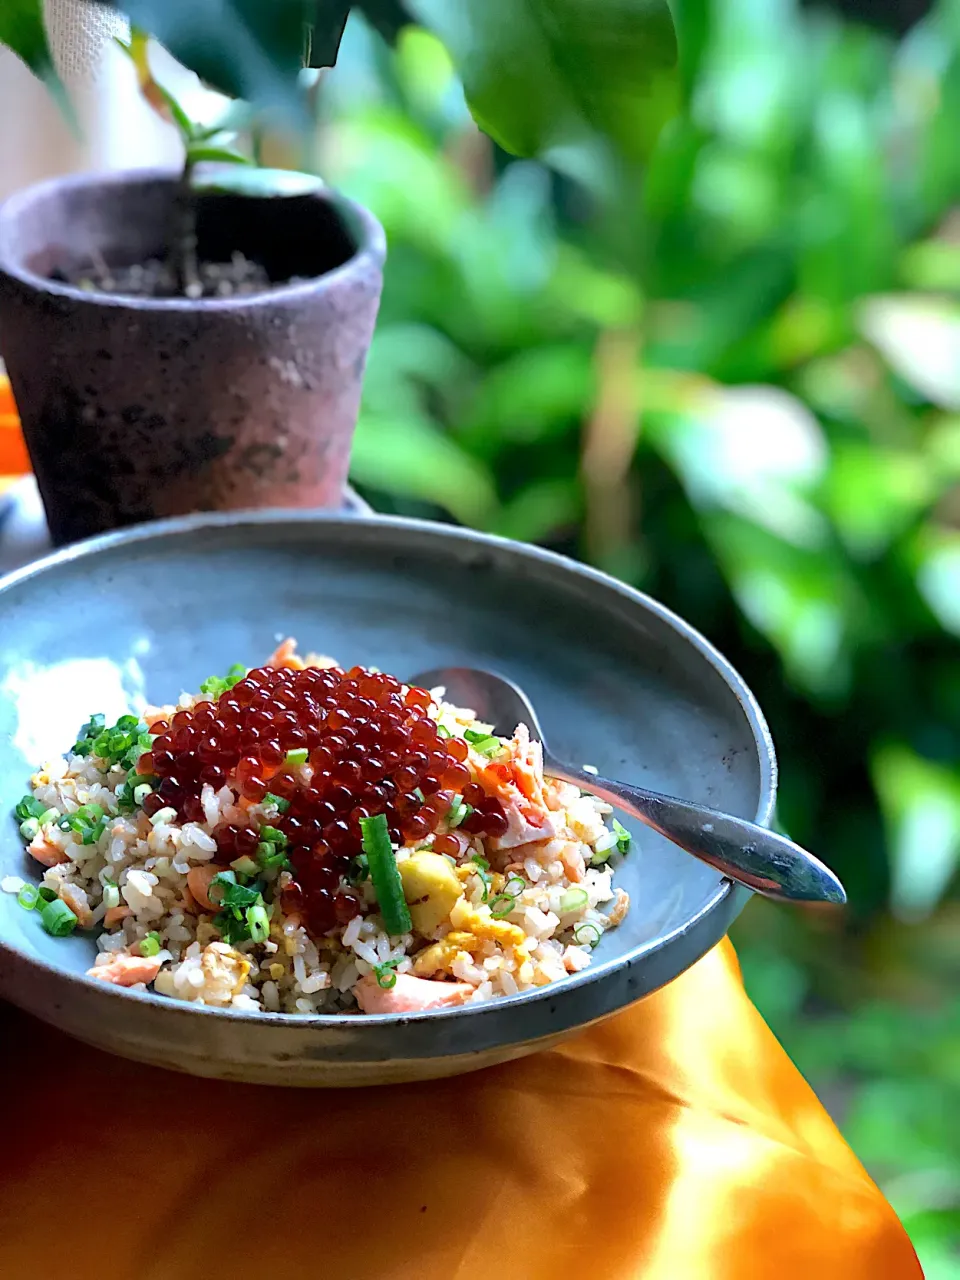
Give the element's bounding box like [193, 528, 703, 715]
[141, 664, 507, 936]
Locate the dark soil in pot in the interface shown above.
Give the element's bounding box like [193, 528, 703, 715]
[54, 251, 273, 300]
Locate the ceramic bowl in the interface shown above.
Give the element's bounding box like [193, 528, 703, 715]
[0, 513, 775, 1086]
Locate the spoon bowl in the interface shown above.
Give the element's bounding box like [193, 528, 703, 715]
[412, 667, 846, 907]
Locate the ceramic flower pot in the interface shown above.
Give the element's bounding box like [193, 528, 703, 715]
[0, 168, 385, 545]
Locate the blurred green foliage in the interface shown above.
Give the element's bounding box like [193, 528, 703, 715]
[320, 0, 959, 1268]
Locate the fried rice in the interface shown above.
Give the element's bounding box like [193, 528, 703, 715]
[3, 642, 631, 1015]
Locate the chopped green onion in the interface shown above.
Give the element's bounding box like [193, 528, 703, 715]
[361, 813, 411, 937]
[489, 873, 526, 918]
[590, 829, 619, 864]
[612, 818, 632, 854]
[259, 825, 288, 847]
[40, 898, 78, 937]
[246, 903, 270, 943]
[231, 855, 259, 876]
[284, 748, 308, 767]
[210, 870, 268, 943]
[463, 729, 503, 757]
[559, 887, 589, 914]
[210, 871, 262, 908]
[149, 806, 178, 827]
[133, 783, 154, 806]
[19, 818, 40, 841]
[263, 792, 290, 813]
[345, 853, 370, 884]
[58, 803, 107, 845]
[14, 795, 47, 822]
[139, 931, 162, 957]
[254, 825, 289, 871]
[412, 787, 425, 803]
[71, 713, 105, 754]
[373, 958, 401, 989]
[573, 922, 602, 948]
[446, 796, 473, 829]
[199, 664, 248, 699]
[103, 884, 121, 910]
[17, 884, 39, 911]
[72, 713, 154, 771]
[505, 873, 526, 897]
[39, 808, 59, 826]
[469, 855, 491, 903]
[37, 885, 57, 903]
[114, 781, 136, 814]
[436, 724, 452, 738]
[256, 842, 290, 871]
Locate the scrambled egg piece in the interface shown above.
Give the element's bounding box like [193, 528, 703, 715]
[398, 852, 464, 934]
[188, 943, 251, 1006]
[414, 899, 528, 977]
[412, 931, 477, 977]
[456, 864, 506, 896]
[450, 897, 526, 947]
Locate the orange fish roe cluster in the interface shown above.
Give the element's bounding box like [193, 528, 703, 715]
[136, 665, 508, 937]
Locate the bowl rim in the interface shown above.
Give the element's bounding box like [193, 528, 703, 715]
[0, 510, 777, 1028]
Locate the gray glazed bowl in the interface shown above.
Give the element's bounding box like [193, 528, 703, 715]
[0, 514, 775, 1086]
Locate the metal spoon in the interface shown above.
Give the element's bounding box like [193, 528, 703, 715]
[410, 666, 846, 906]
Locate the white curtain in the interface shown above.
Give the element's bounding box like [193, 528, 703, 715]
[0, 1, 185, 199]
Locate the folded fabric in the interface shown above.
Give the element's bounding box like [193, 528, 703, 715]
[0, 939, 921, 1280]
[0, 376, 30, 497]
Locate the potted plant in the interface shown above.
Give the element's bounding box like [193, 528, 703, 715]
[0, 0, 678, 545]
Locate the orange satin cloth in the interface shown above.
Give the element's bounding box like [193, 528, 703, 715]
[0, 940, 920, 1279]
[0, 376, 30, 496]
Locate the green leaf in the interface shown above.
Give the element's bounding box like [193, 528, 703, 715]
[354, 0, 414, 44]
[115, 32, 197, 141]
[0, 0, 72, 122]
[823, 445, 937, 561]
[408, 0, 679, 162]
[489, 478, 580, 543]
[668, 0, 711, 100]
[196, 99, 259, 139]
[187, 145, 254, 167]
[99, 0, 316, 122]
[304, 0, 413, 68]
[191, 167, 325, 197]
[305, 1, 350, 67]
[704, 514, 854, 699]
[859, 294, 960, 411]
[872, 744, 960, 920]
[322, 106, 467, 252]
[351, 412, 497, 525]
[460, 344, 595, 454]
[648, 383, 829, 548]
[913, 529, 960, 638]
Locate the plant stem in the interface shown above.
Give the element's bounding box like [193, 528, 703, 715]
[174, 153, 201, 298]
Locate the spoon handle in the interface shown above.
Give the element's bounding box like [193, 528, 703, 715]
[545, 760, 846, 905]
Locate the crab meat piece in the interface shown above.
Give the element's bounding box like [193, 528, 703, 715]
[353, 972, 473, 1014]
[87, 952, 164, 987]
[477, 725, 564, 850]
[27, 834, 69, 868]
